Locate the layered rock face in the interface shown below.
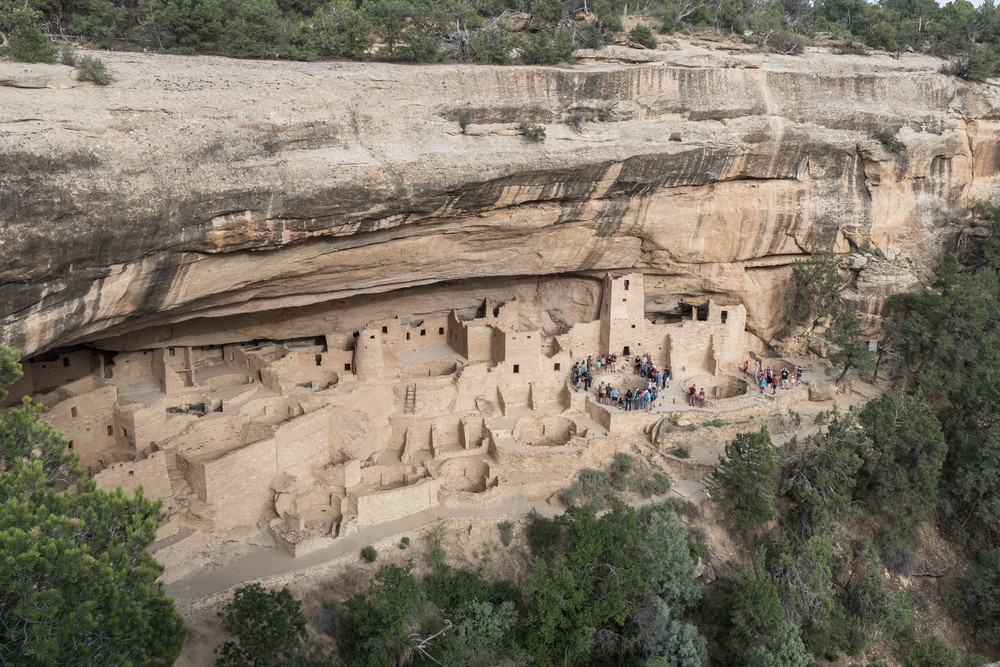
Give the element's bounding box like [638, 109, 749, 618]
[2, 45, 999, 356]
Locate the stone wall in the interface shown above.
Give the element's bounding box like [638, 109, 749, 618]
[94, 450, 172, 500]
[354, 478, 440, 528]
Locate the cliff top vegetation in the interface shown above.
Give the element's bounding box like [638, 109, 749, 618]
[1, 0, 999, 80]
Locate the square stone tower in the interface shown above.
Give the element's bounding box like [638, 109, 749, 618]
[599, 273, 646, 357]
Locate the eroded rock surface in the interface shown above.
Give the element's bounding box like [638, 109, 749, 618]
[2, 43, 999, 356]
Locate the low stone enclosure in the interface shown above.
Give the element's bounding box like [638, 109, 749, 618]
[7, 273, 819, 570]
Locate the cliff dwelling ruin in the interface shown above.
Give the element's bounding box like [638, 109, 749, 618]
[3, 272, 808, 572]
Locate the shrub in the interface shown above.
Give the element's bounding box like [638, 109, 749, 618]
[518, 123, 546, 143]
[637, 471, 671, 496]
[872, 128, 906, 154]
[628, 23, 657, 49]
[76, 55, 111, 85]
[216, 584, 308, 667]
[398, 536, 409, 550]
[668, 446, 690, 458]
[59, 44, 77, 66]
[470, 27, 513, 64]
[8, 26, 57, 63]
[596, 101, 618, 121]
[768, 30, 807, 55]
[576, 22, 604, 49]
[951, 548, 1000, 644]
[498, 520, 514, 547]
[425, 523, 447, 569]
[905, 635, 960, 667]
[360, 545, 377, 562]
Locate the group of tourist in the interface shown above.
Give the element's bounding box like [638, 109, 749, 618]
[743, 360, 804, 395]
[571, 353, 671, 412]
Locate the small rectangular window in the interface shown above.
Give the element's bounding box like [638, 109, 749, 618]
[406, 332, 411, 340]
[631, 324, 636, 329]
[554, 363, 561, 371]
[624, 279, 630, 290]
[382, 326, 388, 334]
[315, 354, 323, 366]
[420, 329, 426, 337]
[513, 364, 520, 374]
[438, 327, 444, 335]
[344, 363, 352, 371]
[370, 335, 375, 340]
[107, 425, 114, 436]
[169, 348, 176, 357]
[63, 357, 70, 367]
[71, 407, 78, 418]
[721, 311, 728, 324]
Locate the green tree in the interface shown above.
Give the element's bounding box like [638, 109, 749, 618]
[857, 393, 946, 523]
[951, 547, 1000, 645]
[0, 346, 185, 666]
[782, 409, 867, 536]
[789, 250, 843, 326]
[727, 563, 812, 666]
[710, 427, 778, 534]
[341, 563, 426, 667]
[310, 0, 373, 58]
[825, 309, 875, 382]
[216, 583, 309, 666]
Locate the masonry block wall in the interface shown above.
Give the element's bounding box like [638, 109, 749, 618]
[94, 451, 172, 500]
[44, 383, 118, 466]
[198, 438, 277, 531]
[355, 478, 439, 528]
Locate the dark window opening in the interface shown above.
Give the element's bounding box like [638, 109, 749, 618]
[513, 364, 520, 374]
[406, 332, 411, 340]
[623, 346, 630, 356]
[438, 327, 444, 335]
[345, 363, 352, 371]
[129, 470, 134, 476]
[624, 279, 630, 290]
[169, 348, 176, 357]
[107, 425, 114, 437]
[315, 354, 323, 366]
[71, 407, 78, 418]
[554, 363, 561, 371]
[123, 428, 129, 439]
[63, 357, 70, 367]
[420, 329, 426, 337]
[493, 305, 501, 317]
[696, 306, 709, 322]
[721, 310, 728, 324]
[622, 298, 627, 303]
[382, 326, 388, 334]
[631, 324, 636, 329]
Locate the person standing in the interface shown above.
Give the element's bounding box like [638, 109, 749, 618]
[698, 388, 705, 408]
[781, 367, 789, 389]
[742, 360, 749, 376]
[688, 384, 696, 406]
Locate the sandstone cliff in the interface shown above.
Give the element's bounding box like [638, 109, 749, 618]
[2, 43, 999, 356]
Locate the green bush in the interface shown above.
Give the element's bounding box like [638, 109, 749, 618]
[628, 23, 657, 49]
[470, 27, 513, 64]
[518, 123, 546, 143]
[873, 128, 906, 154]
[59, 44, 77, 66]
[216, 584, 308, 667]
[768, 30, 807, 55]
[360, 545, 377, 563]
[498, 520, 514, 547]
[398, 536, 409, 550]
[76, 55, 111, 85]
[905, 635, 960, 667]
[8, 26, 57, 63]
